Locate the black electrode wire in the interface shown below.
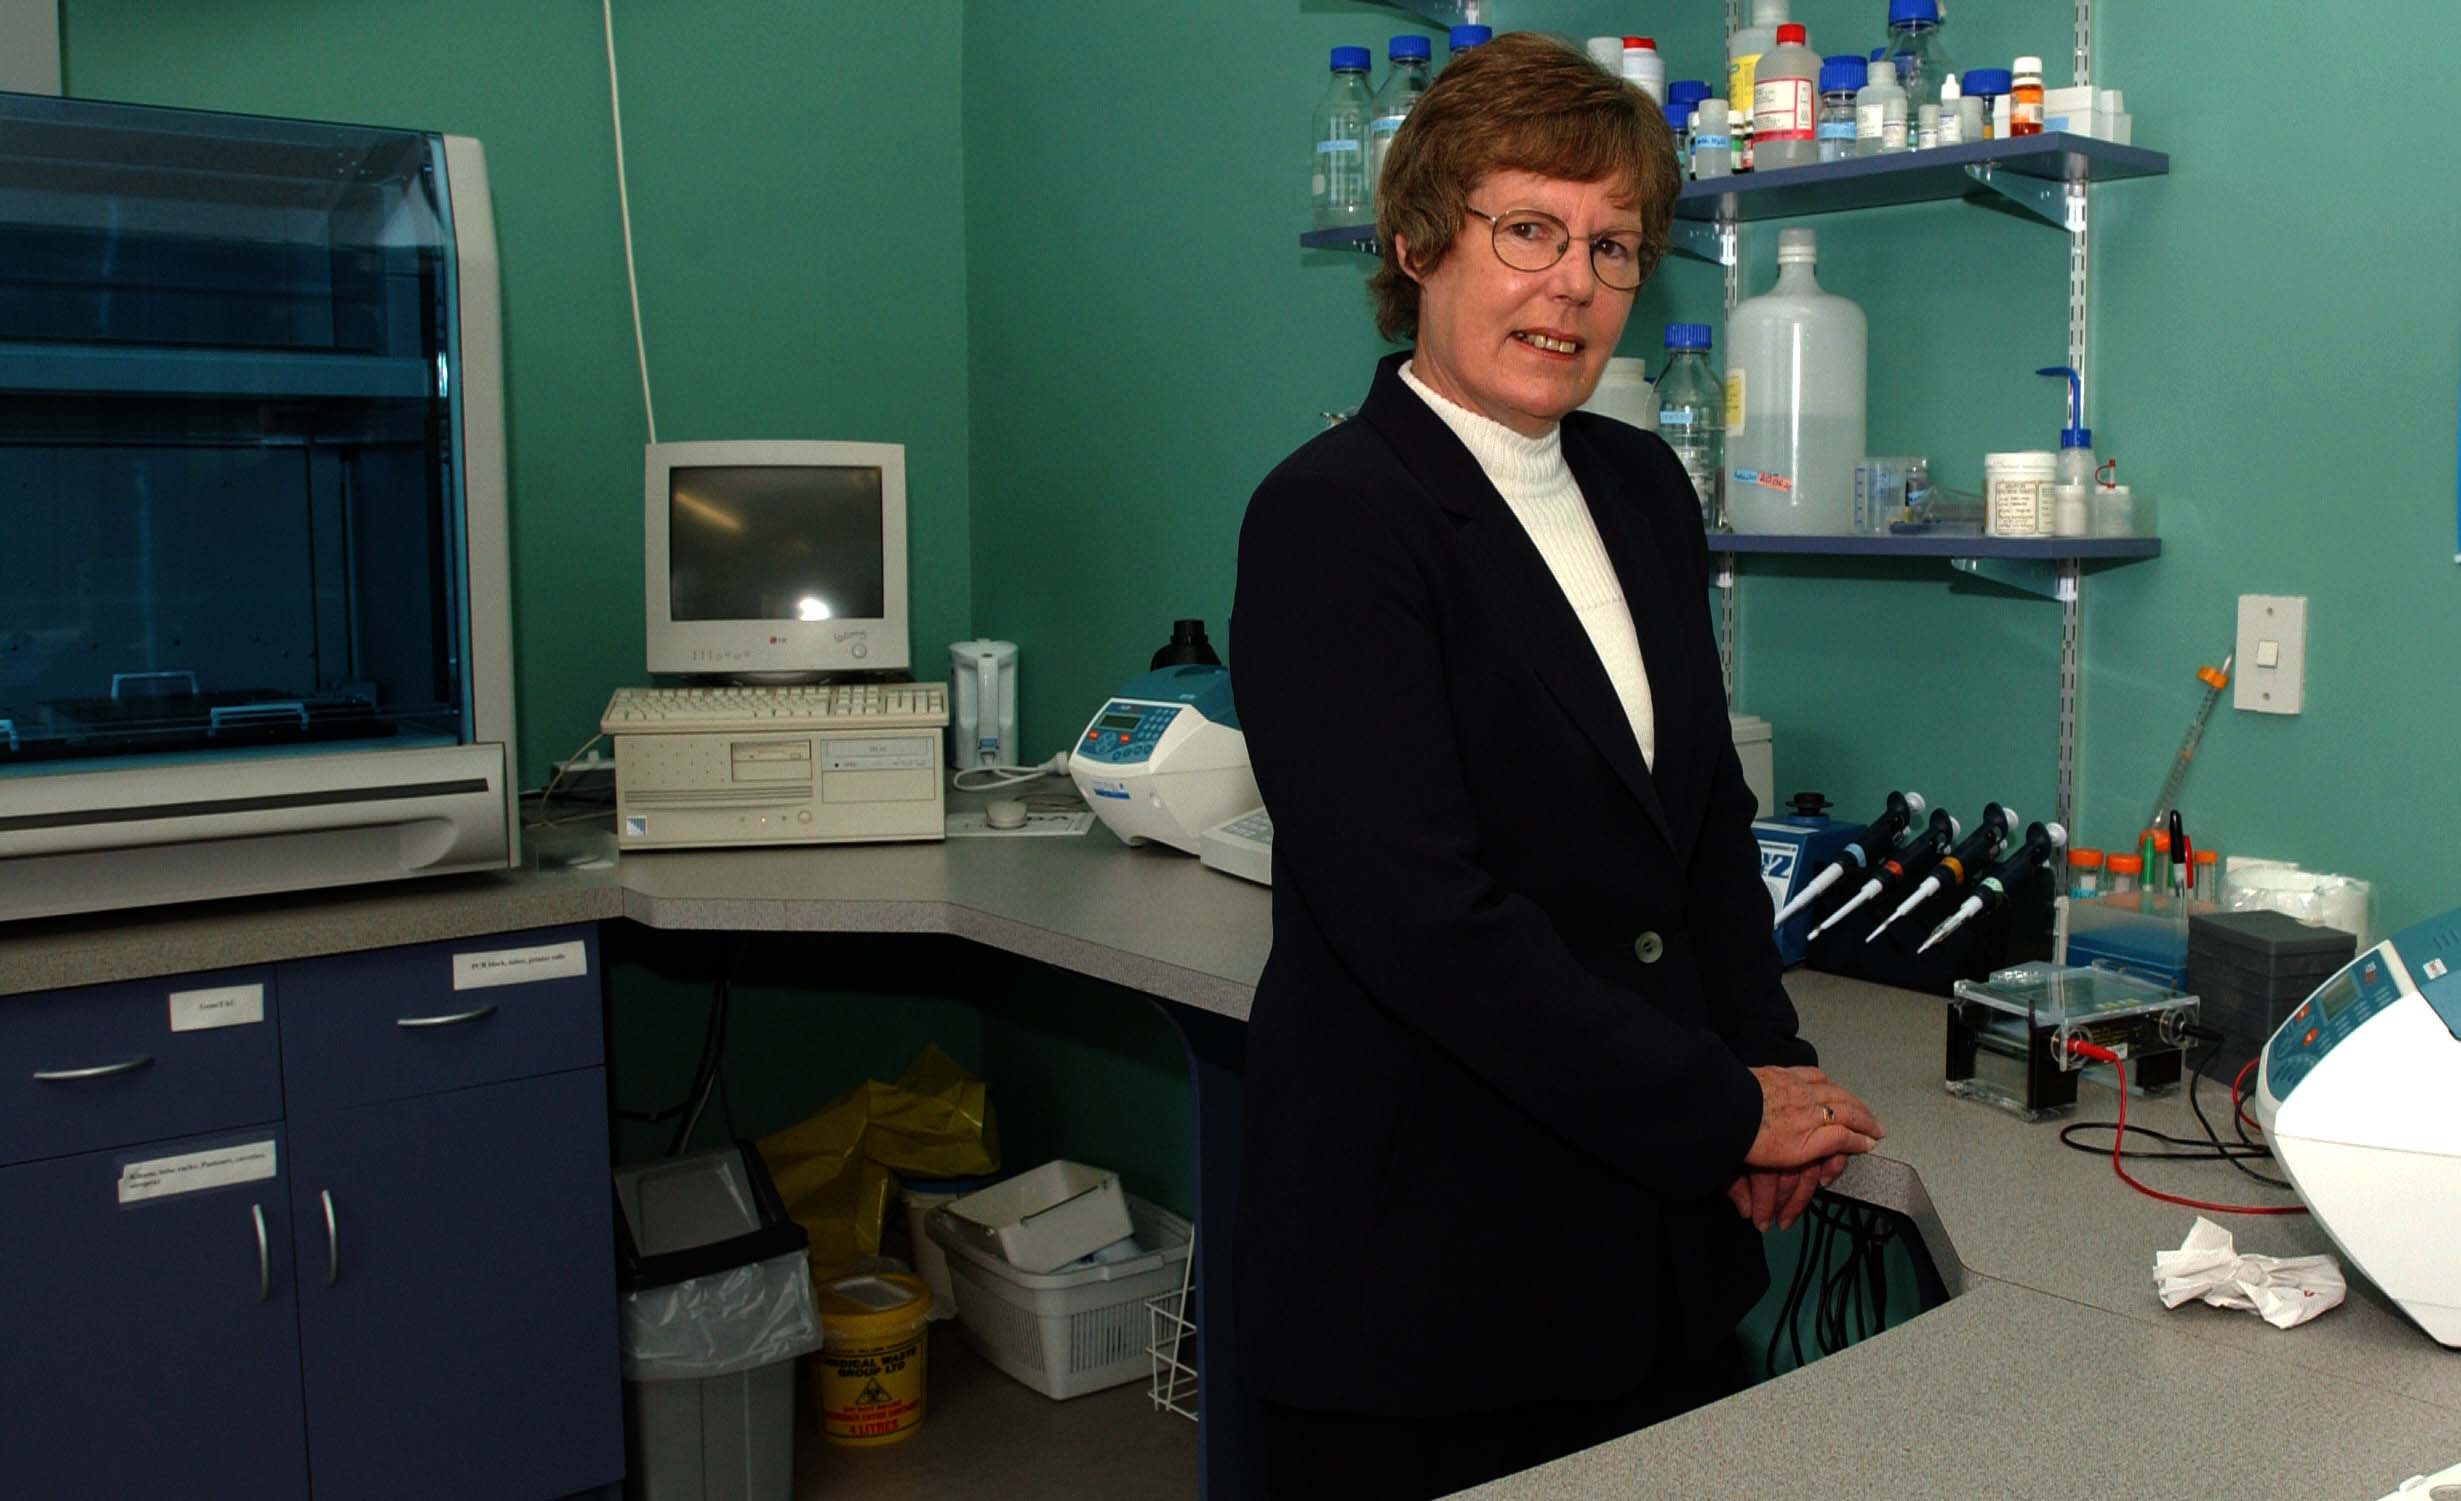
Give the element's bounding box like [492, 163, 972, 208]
[2055, 1025, 2292, 1189]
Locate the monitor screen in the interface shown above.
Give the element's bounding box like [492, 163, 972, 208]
[667, 464, 885, 623]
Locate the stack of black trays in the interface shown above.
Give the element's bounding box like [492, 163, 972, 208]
[2186, 910, 2359, 1075]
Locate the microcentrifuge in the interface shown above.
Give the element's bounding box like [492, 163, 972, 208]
[2256, 908, 2461, 1347]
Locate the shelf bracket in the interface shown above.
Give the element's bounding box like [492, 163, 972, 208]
[1948, 556, 2080, 601]
[1965, 164, 2087, 232]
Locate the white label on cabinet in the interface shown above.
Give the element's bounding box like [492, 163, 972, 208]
[451, 939, 588, 992]
[168, 983, 265, 1033]
[117, 1139, 277, 1205]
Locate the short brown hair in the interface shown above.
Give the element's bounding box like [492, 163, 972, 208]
[1369, 31, 1679, 342]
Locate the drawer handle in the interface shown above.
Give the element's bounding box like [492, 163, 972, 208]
[394, 1004, 498, 1030]
[32, 1054, 154, 1082]
[252, 1202, 271, 1304]
[321, 1189, 339, 1287]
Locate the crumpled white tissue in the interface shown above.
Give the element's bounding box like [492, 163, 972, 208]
[2154, 1216, 2344, 1329]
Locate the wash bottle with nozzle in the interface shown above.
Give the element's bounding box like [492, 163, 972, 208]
[2036, 365, 2096, 491]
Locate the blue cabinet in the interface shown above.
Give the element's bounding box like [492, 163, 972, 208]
[290, 1070, 620, 1501]
[0, 923, 620, 1500]
[0, 1127, 310, 1500]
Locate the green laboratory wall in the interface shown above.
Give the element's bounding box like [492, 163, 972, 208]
[60, 0, 976, 794]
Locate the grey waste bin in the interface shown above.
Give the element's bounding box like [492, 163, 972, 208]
[615, 1142, 821, 1501]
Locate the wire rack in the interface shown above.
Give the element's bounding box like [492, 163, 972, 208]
[1144, 1241, 1198, 1422]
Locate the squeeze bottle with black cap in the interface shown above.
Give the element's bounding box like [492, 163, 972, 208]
[1752, 23, 1820, 170]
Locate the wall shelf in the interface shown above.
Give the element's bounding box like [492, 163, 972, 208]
[1300, 224, 1377, 254]
[1713, 533, 2157, 560]
[1675, 134, 2166, 223]
[1356, 0, 1480, 28]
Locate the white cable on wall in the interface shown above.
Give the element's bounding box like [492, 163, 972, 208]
[603, 0, 658, 444]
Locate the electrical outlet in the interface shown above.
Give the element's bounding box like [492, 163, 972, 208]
[2234, 594, 2307, 715]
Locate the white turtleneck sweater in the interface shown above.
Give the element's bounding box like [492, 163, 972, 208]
[1400, 361, 1656, 769]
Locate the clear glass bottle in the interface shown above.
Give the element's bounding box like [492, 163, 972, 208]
[1666, 101, 1691, 177]
[1656, 324, 1726, 529]
[1880, 0, 1956, 116]
[1817, 56, 1864, 163]
[1367, 35, 1431, 193]
[1446, 25, 1490, 63]
[1311, 47, 1374, 230]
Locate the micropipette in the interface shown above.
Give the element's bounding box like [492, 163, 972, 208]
[1867, 803, 2018, 945]
[1806, 809, 1961, 942]
[1918, 821, 2067, 955]
[2143, 654, 2232, 835]
[1769, 789, 1927, 929]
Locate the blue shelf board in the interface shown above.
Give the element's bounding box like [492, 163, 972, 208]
[0, 342, 432, 400]
[1711, 533, 2159, 560]
[1301, 223, 1377, 254]
[1356, 0, 1477, 27]
[1675, 133, 2167, 223]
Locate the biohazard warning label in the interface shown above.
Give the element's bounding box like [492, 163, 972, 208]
[821, 1335, 924, 1441]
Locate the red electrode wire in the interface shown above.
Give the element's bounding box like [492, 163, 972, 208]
[2065, 1040, 2308, 1217]
[2232, 1058, 2265, 1138]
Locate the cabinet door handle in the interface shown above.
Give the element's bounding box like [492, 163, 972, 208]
[321, 1189, 339, 1287]
[394, 1004, 497, 1030]
[252, 1202, 270, 1304]
[32, 1054, 154, 1082]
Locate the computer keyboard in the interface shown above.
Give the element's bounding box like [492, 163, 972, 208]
[1199, 806, 1273, 886]
[600, 682, 948, 734]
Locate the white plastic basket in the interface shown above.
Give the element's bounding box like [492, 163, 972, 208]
[1145, 1242, 1198, 1423]
[928, 1194, 1191, 1401]
[939, 1159, 1134, 1275]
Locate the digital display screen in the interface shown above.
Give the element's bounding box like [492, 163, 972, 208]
[1098, 714, 1141, 731]
[2315, 970, 2361, 1020]
[669, 465, 885, 622]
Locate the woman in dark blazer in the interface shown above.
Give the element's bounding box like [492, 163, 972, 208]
[1231, 34, 1886, 1499]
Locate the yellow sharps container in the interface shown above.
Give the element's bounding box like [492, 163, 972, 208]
[815, 1272, 931, 1447]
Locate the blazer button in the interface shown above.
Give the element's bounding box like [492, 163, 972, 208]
[1634, 931, 1664, 964]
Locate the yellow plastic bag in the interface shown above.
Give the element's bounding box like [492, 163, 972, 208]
[757, 1046, 999, 1285]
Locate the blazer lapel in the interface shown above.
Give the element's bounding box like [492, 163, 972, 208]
[1357, 355, 1676, 851]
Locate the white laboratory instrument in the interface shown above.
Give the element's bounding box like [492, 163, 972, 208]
[599, 683, 947, 850]
[1069, 666, 1258, 857]
[1199, 807, 1274, 886]
[949, 639, 1018, 770]
[2255, 907, 2461, 1346]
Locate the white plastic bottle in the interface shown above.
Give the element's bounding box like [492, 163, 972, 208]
[1936, 71, 1965, 146]
[1856, 47, 1908, 155]
[1585, 36, 1624, 72]
[1621, 36, 1667, 105]
[1311, 47, 1374, 230]
[1727, 0, 1789, 135]
[1752, 23, 1820, 171]
[1691, 98, 1733, 178]
[1724, 227, 1867, 535]
[1367, 35, 1431, 191]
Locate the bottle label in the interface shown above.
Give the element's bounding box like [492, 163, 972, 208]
[1370, 114, 1404, 139]
[1884, 116, 1908, 149]
[1314, 139, 1361, 154]
[1723, 367, 1745, 433]
[1939, 113, 1964, 145]
[1818, 121, 1855, 142]
[1659, 409, 1693, 426]
[1856, 102, 1885, 139]
[1692, 132, 1731, 150]
[2013, 100, 2043, 131]
[1729, 53, 1761, 114]
[1753, 78, 1814, 141]
[1733, 467, 1792, 493]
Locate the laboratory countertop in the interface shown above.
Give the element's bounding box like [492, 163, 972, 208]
[5, 813, 2456, 1496]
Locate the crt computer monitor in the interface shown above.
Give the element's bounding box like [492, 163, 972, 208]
[643, 440, 910, 678]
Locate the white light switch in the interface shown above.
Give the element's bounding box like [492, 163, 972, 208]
[2234, 596, 2307, 715]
